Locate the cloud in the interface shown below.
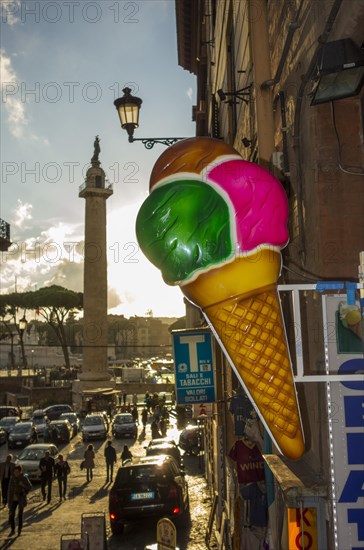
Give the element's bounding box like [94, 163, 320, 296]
[12, 200, 33, 228]
[108, 288, 121, 309]
[1, 49, 28, 138]
[1, 0, 22, 26]
[1, 49, 48, 143]
[186, 87, 193, 101]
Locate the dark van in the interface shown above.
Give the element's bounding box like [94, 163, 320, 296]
[0, 406, 18, 420]
[43, 404, 73, 420]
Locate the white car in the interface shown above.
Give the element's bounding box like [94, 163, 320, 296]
[16, 443, 59, 481]
[82, 414, 107, 441]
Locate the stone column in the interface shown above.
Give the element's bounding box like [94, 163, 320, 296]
[79, 160, 113, 382]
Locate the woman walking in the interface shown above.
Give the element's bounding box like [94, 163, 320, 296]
[55, 454, 70, 500]
[7, 465, 32, 537]
[84, 444, 95, 482]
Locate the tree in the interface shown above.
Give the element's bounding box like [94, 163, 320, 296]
[0, 286, 83, 370]
[0, 302, 27, 369]
[107, 315, 136, 359]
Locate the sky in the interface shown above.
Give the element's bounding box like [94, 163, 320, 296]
[0, 0, 197, 318]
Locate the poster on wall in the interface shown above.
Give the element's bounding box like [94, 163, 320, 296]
[325, 295, 364, 550]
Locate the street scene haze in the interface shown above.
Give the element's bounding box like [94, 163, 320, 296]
[1, 1, 364, 550]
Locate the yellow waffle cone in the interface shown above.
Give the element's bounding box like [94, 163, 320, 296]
[182, 248, 305, 460]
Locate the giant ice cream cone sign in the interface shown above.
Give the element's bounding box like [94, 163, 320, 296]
[136, 137, 305, 460]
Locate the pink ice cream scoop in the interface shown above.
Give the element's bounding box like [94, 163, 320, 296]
[206, 159, 289, 252]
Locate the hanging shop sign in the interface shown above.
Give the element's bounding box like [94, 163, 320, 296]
[172, 329, 215, 404]
[324, 295, 364, 550]
[287, 507, 318, 550]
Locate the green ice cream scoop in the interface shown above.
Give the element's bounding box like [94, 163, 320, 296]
[136, 179, 232, 284]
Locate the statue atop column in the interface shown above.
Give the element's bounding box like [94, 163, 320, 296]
[91, 135, 101, 163]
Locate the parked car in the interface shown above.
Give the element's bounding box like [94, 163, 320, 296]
[59, 412, 80, 436]
[0, 416, 20, 437]
[109, 455, 189, 535]
[31, 411, 50, 438]
[82, 414, 107, 441]
[16, 443, 59, 481]
[48, 419, 73, 443]
[0, 427, 7, 445]
[0, 406, 18, 420]
[178, 423, 204, 455]
[111, 413, 137, 439]
[43, 404, 73, 420]
[146, 441, 183, 468]
[8, 422, 38, 449]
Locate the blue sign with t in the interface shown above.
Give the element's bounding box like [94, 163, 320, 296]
[172, 329, 215, 404]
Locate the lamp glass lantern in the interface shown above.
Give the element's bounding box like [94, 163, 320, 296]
[19, 316, 27, 332]
[310, 38, 364, 105]
[114, 87, 143, 141]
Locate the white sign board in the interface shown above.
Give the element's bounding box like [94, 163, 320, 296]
[193, 403, 212, 418]
[156, 517, 176, 550]
[325, 295, 364, 550]
[81, 514, 106, 550]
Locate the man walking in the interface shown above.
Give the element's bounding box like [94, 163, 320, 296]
[0, 454, 15, 507]
[104, 440, 117, 483]
[39, 450, 55, 504]
[8, 465, 32, 537]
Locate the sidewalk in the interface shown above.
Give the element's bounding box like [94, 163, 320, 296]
[0, 469, 110, 549]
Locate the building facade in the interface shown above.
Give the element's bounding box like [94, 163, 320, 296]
[176, 1, 364, 548]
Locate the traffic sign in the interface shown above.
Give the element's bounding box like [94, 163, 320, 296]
[172, 329, 215, 404]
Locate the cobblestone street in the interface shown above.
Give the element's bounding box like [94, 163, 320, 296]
[0, 422, 217, 549]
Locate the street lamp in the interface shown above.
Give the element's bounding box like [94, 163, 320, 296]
[114, 87, 187, 149]
[18, 316, 28, 374]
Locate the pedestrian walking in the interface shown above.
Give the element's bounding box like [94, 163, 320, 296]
[132, 393, 138, 406]
[121, 445, 132, 464]
[7, 465, 32, 537]
[55, 454, 70, 501]
[51, 423, 59, 444]
[39, 450, 55, 504]
[104, 440, 117, 482]
[159, 417, 167, 437]
[0, 454, 15, 507]
[84, 444, 95, 482]
[141, 407, 148, 429]
[122, 391, 127, 406]
[132, 404, 138, 424]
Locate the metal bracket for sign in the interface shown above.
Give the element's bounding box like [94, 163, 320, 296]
[277, 283, 364, 382]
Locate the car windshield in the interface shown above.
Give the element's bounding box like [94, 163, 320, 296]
[61, 414, 75, 421]
[33, 418, 45, 424]
[12, 424, 31, 433]
[114, 415, 133, 424]
[115, 464, 171, 486]
[0, 417, 17, 425]
[84, 416, 103, 426]
[18, 448, 50, 460]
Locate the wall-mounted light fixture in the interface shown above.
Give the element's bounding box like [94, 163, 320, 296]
[310, 38, 364, 105]
[114, 87, 187, 149]
[216, 85, 252, 105]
